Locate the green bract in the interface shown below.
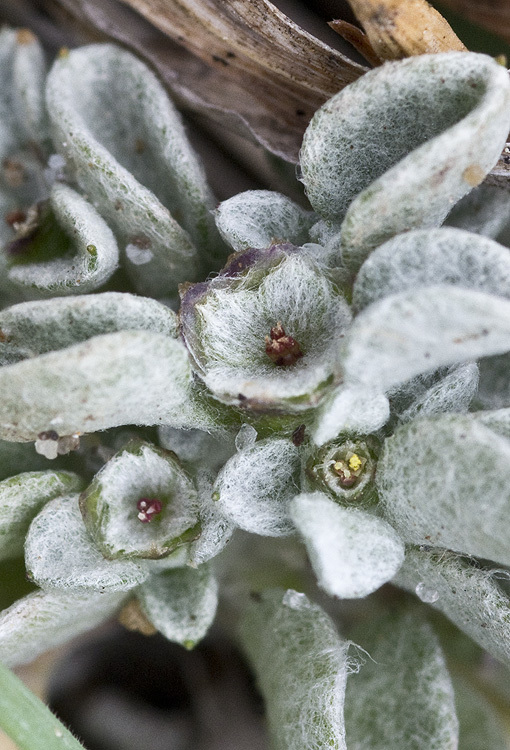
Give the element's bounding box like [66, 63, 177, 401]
[180, 243, 351, 411]
[80, 440, 200, 559]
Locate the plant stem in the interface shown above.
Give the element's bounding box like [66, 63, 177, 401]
[0, 660, 86, 750]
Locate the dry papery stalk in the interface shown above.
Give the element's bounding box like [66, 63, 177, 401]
[17, 0, 366, 163]
[345, 0, 466, 61]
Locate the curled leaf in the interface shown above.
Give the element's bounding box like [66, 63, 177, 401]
[25, 494, 150, 591]
[300, 53, 510, 269]
[5, 183, 119, 296]
[215, 190, 315, 252]
[46, 43, 221, 294]
[0, 470, 83, 562]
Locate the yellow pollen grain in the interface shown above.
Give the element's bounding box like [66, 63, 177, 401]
[348, 454, 362, 472]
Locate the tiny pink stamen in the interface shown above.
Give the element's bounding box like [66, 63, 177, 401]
[136, 497, 163, 523]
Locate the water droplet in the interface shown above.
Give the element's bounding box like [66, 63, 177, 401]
[54, 727, 63, 738]
[126, 243, 153, 265]
[282, 589, 306, 610]
[415, 582, 439, 604]
[235, 423, 257, 452]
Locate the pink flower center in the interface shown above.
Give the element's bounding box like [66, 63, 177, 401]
[136, 497, 163, 523]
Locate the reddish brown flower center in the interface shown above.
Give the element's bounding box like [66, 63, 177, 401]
[265, 322, 303, 367]
[136, 497, 163, 523]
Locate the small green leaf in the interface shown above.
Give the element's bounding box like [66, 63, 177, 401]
[290, 492, 404, 598]
[0, 587, 125, 667]
[239, 588, 350, 750]
[137, 563, 218, 646]
[0, 660, 87, 750]
[0, 470, 83, 561]
[0, 330, 191, 441]
[378, 414, 510, 565]
[345, 611, 458, 749]
[25, 493, 149, 591]
[212, 438, 300, 536]
[344, 285, 510, 393]
[80, 440, 200, 560]
[395, 547, 510, 669]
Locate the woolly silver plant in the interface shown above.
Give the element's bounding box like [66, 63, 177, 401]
[1, 25, 510, 750]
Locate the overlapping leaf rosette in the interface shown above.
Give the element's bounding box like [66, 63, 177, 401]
[2, 26, 510, 748]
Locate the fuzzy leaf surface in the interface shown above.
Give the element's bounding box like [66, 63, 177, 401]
[301, 53, 510, 269]
[353, 228, 510, 312]
[395, 548, 510, 669]
[0, 587, 125, 667]
[378, 414, 510, 564]
[138, 563, 218, 647]
[0, 291, 178, 366]
[345, 611, 458, 750]
[25, 494, 149, 591]
[290, 492, 404, 598]
[46, 43, 221, 293]
[240, 588, 349, 750]
[6, 184, 119, 296]
[311, 384, 389, 446]
[214, 190, 315, 252]
[344, 285, 510, 393]
[396, 363, 479, 424]
[0, 330, 191, 441]
[0, 470, 83, 562]
[212, 438, 300, 536]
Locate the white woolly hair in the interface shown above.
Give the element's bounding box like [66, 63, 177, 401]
[194, 253, 350, 406]
[290, 493, 405, 598]
[395, 547, 510, 670]
[25, 494, 148, 592]
[377, 414, 510, 565]
[240, 589, 350, 750]
[0, 587, 125, 668]
[353, 227, 510, 313]
[212, 438, 300, 537]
